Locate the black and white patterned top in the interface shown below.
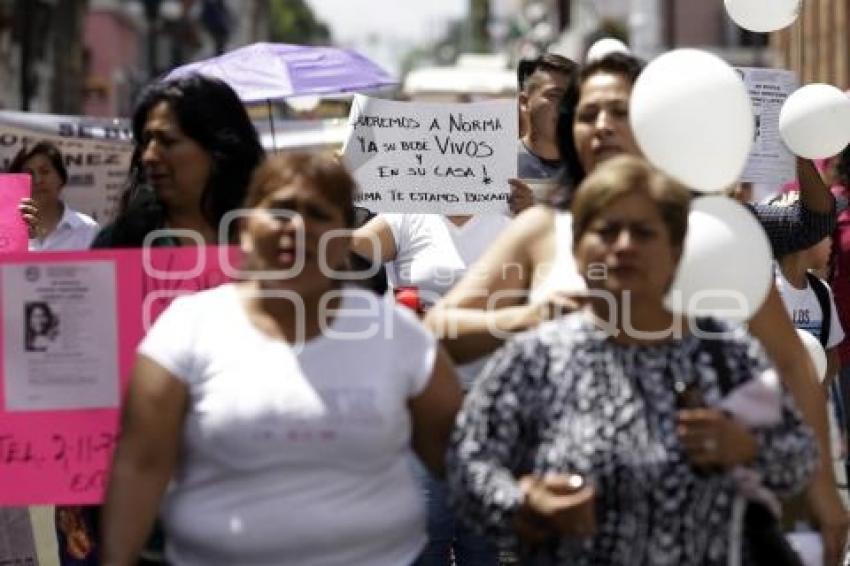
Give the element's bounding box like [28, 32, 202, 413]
[749, 199, 836, 259]
[447, 313, 817, 566]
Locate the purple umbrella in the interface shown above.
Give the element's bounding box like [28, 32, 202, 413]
[164, 43, 396, 150]
[163, 42, 397, 103]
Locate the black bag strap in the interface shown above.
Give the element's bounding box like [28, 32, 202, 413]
[805, 272, 831, 347]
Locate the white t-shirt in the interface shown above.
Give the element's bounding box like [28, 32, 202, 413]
[383, 213, 511, 387]
[138, 284, 437, 566]
[775, 270, 845, 349]
[28, 203, 99, 251]
[775, 270, 848, 503]
[383, 213, 512, 309]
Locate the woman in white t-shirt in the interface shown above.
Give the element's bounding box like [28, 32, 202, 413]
[351, 211, 514, 566]
[101, 153, 463, 566]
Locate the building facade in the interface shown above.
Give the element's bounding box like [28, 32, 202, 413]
[772, 0, 849, 89]
[521, 0, 771, 65]
[83, 0, 144, 117]
[536, 0, 848, 86]
[0, 0, 272, 115]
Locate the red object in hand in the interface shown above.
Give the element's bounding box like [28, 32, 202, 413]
[394, 286, 423, 314]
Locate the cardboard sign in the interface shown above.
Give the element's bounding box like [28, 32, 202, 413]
[0, 246, 239, 505]
[343, 94, 518, 214]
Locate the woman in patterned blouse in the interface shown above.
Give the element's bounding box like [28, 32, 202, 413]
[447, 155, 817, 565]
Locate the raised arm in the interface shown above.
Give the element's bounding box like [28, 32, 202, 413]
[797, 157, 835, 214]
[747, 285, 849, 565]
[424, 206, 553, 363]
[101, 356, 187, 566]
[749, 158, 836, 258]
[350, 215, 398, 265]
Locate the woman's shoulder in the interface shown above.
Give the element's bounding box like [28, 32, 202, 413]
[330, 287, 435, 353]
[370, 213, 437, 251]
[511, 205, 558, 238]
[90, 220, 174, 249]
[64, 206, 99, 228]
[89, 223, 116, 249]
[510, 312, 596, 355]
[480, 205, 558, 267]
[90, 193, 166, 249]
[487, 314, 597, 391]
[153, 284, 237, 325]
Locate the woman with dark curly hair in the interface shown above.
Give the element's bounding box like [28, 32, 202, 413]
[86, 73, 265, 566]
[24, 301, 59, 351]
[91, 74, 264, 248]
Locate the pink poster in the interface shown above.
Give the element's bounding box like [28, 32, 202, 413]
[0, 246, 239, 505]
[0, 174, 31, 254]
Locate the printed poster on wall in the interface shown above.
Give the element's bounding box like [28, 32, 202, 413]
[343, 94, 518, 214]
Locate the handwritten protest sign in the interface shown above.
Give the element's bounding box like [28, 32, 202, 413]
[737, 67, 799, 185]
[0, 246, 238, 505]
[0, 174, 31, 254]
[343, 94, 517, 214]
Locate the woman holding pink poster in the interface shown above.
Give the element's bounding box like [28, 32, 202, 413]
[9, 141, 100, 251]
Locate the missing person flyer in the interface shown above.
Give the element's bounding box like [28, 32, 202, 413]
[2, 260, 119, 411]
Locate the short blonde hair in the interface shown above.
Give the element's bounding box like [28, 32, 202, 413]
[571, 155, 691, 247]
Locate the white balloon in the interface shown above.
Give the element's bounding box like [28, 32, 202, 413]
[630, 49, 753, 193]
[724, 0, 801, 33]
[586, 38, 630, 63]
[796, 329, 828, 381]
[779, 84, 850, 159]
[665, 195, 772, 321]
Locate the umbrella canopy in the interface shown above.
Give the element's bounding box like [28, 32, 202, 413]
[163, 42, 397, 102]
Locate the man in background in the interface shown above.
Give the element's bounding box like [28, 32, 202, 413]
[517, 53, 576, 182]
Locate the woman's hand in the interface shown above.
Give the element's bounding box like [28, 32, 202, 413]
[487, 291, 588, 342]
[18, 197, 41, 238]
[807, 478, 850, 566]
[508, 179, 534, 216]
[67, 527, 94, 560]
[535, 290, 589, 323]
[513, 474, 596, 545]
[678, 408, 758, 469]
